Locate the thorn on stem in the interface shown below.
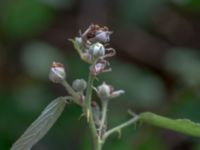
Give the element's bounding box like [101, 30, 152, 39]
[87, 109, 90, 122]
[117, 129, 121, 139]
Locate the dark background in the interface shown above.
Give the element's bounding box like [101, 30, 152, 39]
[1, 0, 200, 149]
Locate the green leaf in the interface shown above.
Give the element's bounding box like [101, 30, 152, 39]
[11, 97, 66, 150]
[140, 112, 200, 137]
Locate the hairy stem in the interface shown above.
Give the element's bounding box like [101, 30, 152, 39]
[99, 101, 108, 137]
[85, 73, 100, 150]
[85, 74, 95, 120]
[103, 115, 140, 142]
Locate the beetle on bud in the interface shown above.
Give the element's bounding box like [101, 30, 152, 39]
[49, 62, 66, 83]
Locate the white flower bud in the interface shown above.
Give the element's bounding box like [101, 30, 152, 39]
[89, 42, 105, 58]
[81, 24, 112, 44]
[49, 62, 66, 83]
[97, 82, 111, 100]
[72, 79, 87, 92]
[97, 82, 125, 100]
[95, 31, 111, 43]
[90, 63, 103, 76]
[75, 37, 83, 46]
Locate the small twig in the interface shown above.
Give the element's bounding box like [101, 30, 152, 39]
[61, 80, 82, 106]
[99, 101, 108, 137]
[102, 115, 140, 142]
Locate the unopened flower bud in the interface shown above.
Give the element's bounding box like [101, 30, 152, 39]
[49, 62, 66, 83]
[89, 42, 105, 58]
[97, 82, 125, 100]
[72, 79, 87, 92]
[97, 82, 111, 100]
[75, 37, 83, 46]
[95, 63, 106, 75]
[95, 30, 111, 43]
[81, 24, 112, 44]
[90, 60, 111, 76]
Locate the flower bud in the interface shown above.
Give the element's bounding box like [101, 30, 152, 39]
[89, 42, 105, 58]
[95, 30, 111, 43]
[97, 82, 111, 100]
[72, 79, 87, 92]
[91, 62, 106, 76]
[97, 82, 125, 100]
[49, 62, 66, 83]
[81, 24, 112, 44]
[75, 37, 83, 46]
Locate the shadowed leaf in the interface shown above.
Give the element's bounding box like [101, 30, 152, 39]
[11, 97, 66, 150]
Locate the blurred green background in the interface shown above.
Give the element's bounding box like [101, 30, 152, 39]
[1, 0, 200, 149]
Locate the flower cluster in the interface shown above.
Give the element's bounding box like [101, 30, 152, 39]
[49, 24, 124, 102]
[72, 24, 116, 76]
[73, 24, 125, 100]
[49, 24, 124, 135]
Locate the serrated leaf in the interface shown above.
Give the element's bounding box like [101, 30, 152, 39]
[11, 97, 66, 150]
[140, 112, 200, 137]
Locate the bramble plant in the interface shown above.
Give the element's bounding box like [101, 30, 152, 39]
[11, 24, 200, 150]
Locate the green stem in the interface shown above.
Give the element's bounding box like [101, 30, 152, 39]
[85, 74, 95, 120]
[85, 73, 100, 150]
[61, 80, 82, 106]
[103, 115, 140, 142]
[99, 101, 108, 137]
[102, 111, 200, 146]
[140, 112, 200, 137]
[97, 141, 103, 150]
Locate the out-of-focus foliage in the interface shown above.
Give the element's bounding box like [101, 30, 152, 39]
[118, 0, 166, 27]
[165, 48, 200, 86]
[101, 60, 166, 108]
[173, 0, 200, 12]
[1, 0, 200, 149]
[40, 0, 76, 10]
[21, 42, 65, 80]
[1, 0, 54, 39]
